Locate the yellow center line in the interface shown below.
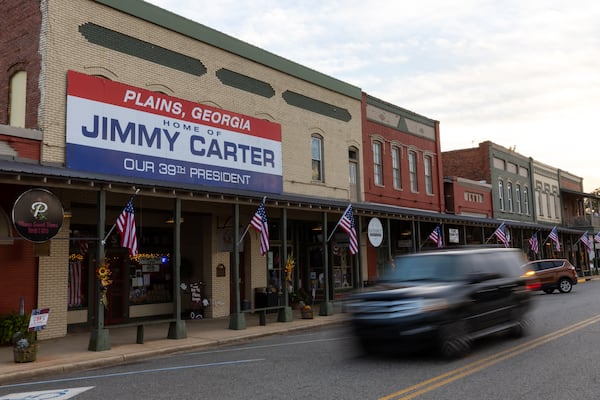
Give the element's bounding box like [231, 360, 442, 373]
[379, 314, 600, 400]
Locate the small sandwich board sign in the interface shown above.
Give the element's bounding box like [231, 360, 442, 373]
[28, 308, 50, 332]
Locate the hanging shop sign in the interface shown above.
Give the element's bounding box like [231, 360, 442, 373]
[12, 188, 64, 242]
[367, 217, 384, 247]
[65, 70, 283, 194]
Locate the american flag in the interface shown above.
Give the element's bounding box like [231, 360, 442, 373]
[548, 226, 560, 251]
[68, 260, 82, 308]
[79, 240, 89, 255]
[338, 204, 358, 255]
[493, 222, 509, 247]
[595, 231, 600, 244]
[428, 225, 443, 248]
[250, 202, 269, 256]
[528, 232, 539, 254]
[117, 199, 138, 256]
[580, 231, 592, 252]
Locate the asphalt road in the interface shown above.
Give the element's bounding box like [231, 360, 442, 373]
[1, 281, 600, 400]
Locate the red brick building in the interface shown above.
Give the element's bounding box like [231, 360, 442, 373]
[362, 93, 444, 211]
[443, 176, 493, 218]
[0, 1, 44, 316]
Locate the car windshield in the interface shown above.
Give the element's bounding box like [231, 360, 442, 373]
[382, 254, 472, 283]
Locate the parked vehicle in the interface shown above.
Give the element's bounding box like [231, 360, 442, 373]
[346, 248, 532, 359]
[521, 259, 578, 294]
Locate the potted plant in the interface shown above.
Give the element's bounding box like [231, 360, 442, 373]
[12, 315, 37, 363]
[290, 287, 311, 309]
[300, 304, 314, 319]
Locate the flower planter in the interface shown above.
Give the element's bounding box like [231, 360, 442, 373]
[301, 309, 314, 319]
[14, 343, 38, 363]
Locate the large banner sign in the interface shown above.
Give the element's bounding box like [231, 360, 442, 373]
[66, 71, 283, 193]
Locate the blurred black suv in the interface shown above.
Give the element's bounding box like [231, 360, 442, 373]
[346, 248, 532, 358]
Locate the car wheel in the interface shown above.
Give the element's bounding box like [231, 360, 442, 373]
[558, 278, 573, 293]
[438, 321, 471, 359]
[543, 288, 555, 294]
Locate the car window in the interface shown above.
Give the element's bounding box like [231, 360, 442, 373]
[388, 254, 468, 282]
[540, 261, 555, 270]
[484, 251, 523, 277]
[388, 251, 524, 283]
[528, 262, 541, 271]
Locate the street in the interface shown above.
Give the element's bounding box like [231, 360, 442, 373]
[2, 281, 600, 400]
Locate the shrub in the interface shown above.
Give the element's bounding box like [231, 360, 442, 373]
[0, 313, 30, 346]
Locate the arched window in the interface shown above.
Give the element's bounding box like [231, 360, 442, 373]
[424, 155, 433, 195]
[498, 180, 505, 210]
[507, 182, 513, 212]
[523, 187, 530, 215]
[391, 145, 401, 190]
[9, 71, 27, 128]
[408, 150, 418, 192]
[537, 187, 544, 216]
[372, 140, 383, 186]
[515, 184, 522, 214]
[348, 146, 360, 202]
[311, 134, 323, 182]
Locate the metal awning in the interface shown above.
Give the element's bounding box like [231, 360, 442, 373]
[0, 159, 588, 234]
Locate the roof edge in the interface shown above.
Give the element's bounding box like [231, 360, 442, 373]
[92, 0, 362, 100]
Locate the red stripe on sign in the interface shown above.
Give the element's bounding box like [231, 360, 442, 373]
[66, 70, 281, 141]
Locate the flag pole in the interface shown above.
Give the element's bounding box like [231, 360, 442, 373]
[238, 196, 266, 246]
[327, 203, 351, 242]
[102, 188, 140, 245]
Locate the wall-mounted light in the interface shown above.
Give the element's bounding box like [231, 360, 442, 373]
[165, 217, 185, 224]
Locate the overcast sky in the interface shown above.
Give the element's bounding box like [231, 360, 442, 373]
[146, 0, 600, 192]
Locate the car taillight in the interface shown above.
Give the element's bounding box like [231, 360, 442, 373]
[526, 281, 541, 291]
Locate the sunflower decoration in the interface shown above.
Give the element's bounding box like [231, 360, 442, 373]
[285, 255, 295, 282]
[96, 262, 113, 307]
[69, 253, 83, 261]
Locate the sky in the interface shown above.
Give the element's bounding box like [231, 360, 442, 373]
[145, 0, 600, 192]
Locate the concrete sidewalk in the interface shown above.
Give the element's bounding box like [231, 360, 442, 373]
[0, 310, 348, 386]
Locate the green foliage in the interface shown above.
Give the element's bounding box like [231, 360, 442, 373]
[290, 288, 311, 305]
[0, 313, 30, 346]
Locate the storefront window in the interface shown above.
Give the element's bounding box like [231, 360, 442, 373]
[129, 253, 172, 304]
[68, 225, 174, 311]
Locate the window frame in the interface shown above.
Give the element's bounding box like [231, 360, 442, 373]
[408, 150, 418, 192]
[515, 184, 522, 214]
[372, 140, 383, 186]
[498, 179, 505, 211]
[507, 182, 513, 212]
[391, 145, 402, 190]
[424, 155, 433, 195]
[311, 134, 324, 182]
[9, 70, 27, 128]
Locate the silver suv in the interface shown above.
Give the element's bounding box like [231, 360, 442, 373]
[346, 248, 532, 358]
